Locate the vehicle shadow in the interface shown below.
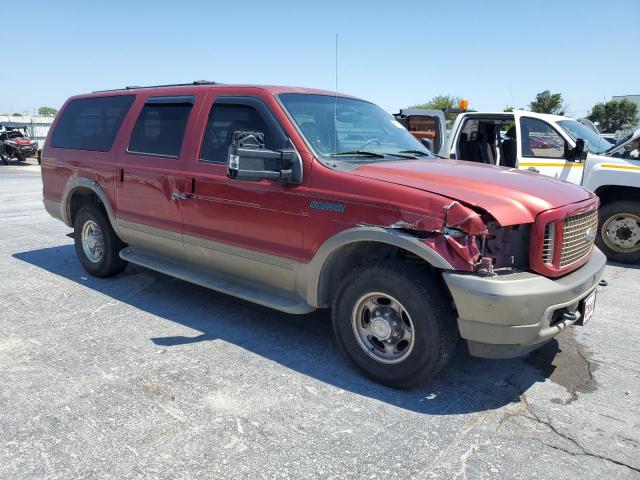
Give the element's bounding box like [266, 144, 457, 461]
[14, 244, 568, 415]
[607, 260, 640, 270]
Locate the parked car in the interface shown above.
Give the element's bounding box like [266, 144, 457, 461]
[400, 109, 640, 264]
[0, 122, 39, 164]
[41, 83, 605, 387]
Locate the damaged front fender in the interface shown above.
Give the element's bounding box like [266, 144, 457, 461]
[385, 201, 489, 272]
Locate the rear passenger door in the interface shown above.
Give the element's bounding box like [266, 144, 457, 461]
[181, 94, 306, 292]
[115, 95, 199, 260]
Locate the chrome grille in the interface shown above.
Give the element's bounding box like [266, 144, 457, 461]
[559, 209, 598, 267]
[542, 223, 555, 264]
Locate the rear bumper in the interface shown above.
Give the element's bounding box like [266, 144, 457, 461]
[442, 248, 606, 358]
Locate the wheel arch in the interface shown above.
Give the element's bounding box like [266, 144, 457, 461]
[62, 178, 123, 238]
[299, 227, 454, 308]
[594, 184, 640, 205]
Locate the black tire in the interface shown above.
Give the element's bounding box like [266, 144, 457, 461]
[37, 150, 42, 165]
[331, 261, 457, 389]
[73, 204, 128, 277]
[1, 155, 7, 166]
[596, 201, 640, 264]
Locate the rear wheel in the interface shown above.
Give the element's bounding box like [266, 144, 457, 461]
[74, 204, 128, 277]
[331, 261, 457, 388]
[596, 201, 640, 264]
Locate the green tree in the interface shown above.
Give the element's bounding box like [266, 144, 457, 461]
[38, 106, 58, 116]
[503, 106, 514, 112]
[410, 95, 462, 121]
[411, 94, 461, 111]
[12, 113, 23, 116]
[528, 90, 566, 115]
[588, 99, 638, 133]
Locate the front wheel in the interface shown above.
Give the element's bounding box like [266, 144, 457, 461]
[74, 204, 128, 277]
[596, 201, 640, 264]
[331, 261, 457, 388]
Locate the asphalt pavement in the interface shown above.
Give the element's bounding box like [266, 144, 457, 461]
[1, 161, 639, 479]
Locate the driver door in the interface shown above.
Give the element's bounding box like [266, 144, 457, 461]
[514, 111, 584, 185]
[180, 94, 307, 292]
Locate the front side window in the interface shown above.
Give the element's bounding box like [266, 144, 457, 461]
[557, 119, 612, 155]
[51, 95, 135, 151]
[520, 117, 566, 158]
[279, 94, 431, 162]
[128, 101, 192, 157]
[200, 103, 286, 163]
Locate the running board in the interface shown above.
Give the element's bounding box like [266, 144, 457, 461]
[119, 247, 313, 315]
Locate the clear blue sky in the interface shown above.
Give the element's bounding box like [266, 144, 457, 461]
[3, 0, 638, 117]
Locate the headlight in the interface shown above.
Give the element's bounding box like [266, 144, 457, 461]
[6, 141, 17, 145]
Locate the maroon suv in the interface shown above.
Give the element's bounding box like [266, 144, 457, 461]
[41, 82, 605, 387]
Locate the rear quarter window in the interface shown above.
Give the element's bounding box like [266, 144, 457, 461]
[51, 95, 135, 151]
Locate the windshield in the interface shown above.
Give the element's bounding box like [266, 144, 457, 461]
[7, 130, 25, 139]
[557, 119, 612, 155]
[279, 94, 431, 161]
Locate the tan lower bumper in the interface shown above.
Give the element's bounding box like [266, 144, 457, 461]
[442, 248, 606, 358]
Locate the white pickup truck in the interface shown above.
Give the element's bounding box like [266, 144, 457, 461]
[395, 109, 640, 263]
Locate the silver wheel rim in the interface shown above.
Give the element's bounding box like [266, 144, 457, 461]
[351, 292, 415, 364]
[602, 212, 640, 253]
[81, 220, 105, 263]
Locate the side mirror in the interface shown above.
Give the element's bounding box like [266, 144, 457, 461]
[421, 138, 434, 152]
[567, 138, 588, 162]
[227, 130, 302, 184]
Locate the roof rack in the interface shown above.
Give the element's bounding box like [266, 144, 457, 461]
[93, 80, 217, 93]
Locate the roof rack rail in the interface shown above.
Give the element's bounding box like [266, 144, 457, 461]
[93, 80, 217, 93]
[125, 80, 217, 90]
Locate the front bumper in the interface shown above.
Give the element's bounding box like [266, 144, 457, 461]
[18, 146, 37, 156]
[442, 248, 606, 358]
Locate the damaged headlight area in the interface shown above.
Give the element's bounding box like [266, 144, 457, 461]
[439, 202, 530, 276]
[384, 201, 530, 276]
[481, 221, 530, 272]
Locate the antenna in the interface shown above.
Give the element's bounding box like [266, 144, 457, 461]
[334, 33, 338, 153]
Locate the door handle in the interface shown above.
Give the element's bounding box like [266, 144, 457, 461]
[171, 192, 193, 201]
[527, 167, 540, 173]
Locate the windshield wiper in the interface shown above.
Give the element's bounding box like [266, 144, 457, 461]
[398, 149, 430, 156]
[398, 149, 445, 159]
[329, 150, 386, 158]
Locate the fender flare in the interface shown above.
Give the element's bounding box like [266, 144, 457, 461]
[61, 177, 123, 238]
[583, 166, 640, 194]
[297, 226, 454, 308]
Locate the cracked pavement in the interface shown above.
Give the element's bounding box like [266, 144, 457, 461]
[1, 163, 639, 479]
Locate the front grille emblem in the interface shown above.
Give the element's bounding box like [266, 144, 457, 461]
[585, 226, 596, 241]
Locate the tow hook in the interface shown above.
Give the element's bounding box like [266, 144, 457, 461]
[561, 310, 579, 322]
[475, 257, 495, 277]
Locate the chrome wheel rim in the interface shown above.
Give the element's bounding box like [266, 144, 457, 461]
[81, 220, 105, 263]
[602, 213, 640, 253]
[351, 292, 415, 364]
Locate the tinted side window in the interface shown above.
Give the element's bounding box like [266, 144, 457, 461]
[200, 103, 286, 163]
[520, 117, 566, 158]
[51, 95, 135, 151]
[129, 103, 192, 157]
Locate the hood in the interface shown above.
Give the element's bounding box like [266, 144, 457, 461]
[605, 128, 640, 157]
[349, 159, 593, 226]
